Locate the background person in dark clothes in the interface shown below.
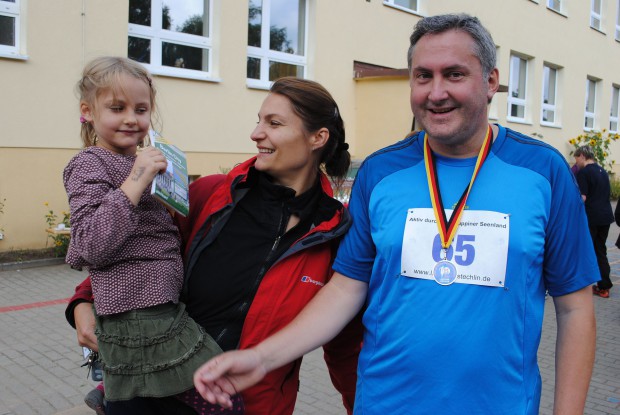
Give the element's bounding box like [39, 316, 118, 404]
[575, 145, 614, 298]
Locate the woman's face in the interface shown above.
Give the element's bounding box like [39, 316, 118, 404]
[251, 93, 322, 191]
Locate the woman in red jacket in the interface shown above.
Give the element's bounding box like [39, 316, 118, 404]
[66, 77, 362, 414]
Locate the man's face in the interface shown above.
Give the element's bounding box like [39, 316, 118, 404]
[409, 29, 499, 157]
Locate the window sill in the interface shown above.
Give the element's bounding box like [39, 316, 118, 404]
[506, 117, 533, 126]
[382, 2, 424, 17]
[540, 122, 562, 129]
[590, 26, 606, 36]
[246, 79, 271, 91]
[0, 51, 28, 61]
[546, 7, 567, 18]
[146, 65, 221, 83]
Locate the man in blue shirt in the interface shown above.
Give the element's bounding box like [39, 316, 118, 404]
[194, 13, 598, 415]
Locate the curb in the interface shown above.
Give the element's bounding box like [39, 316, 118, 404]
[0, 257, 65, 272]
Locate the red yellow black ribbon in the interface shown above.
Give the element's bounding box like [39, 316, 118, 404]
[423, 125, 493, 252]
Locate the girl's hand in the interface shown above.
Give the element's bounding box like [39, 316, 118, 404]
[120, 146, 167, 205]
[193, 349, 267, 409]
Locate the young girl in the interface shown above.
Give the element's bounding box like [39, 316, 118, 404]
[64, 56, 243, 414]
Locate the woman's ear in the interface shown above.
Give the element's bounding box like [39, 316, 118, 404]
[311, 127, 330, 150]
[80, 101, 93, 122]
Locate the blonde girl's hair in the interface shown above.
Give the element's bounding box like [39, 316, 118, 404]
[76, 56, 160, 148]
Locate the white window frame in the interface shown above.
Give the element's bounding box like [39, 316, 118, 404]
[246, 0, 308, 89]
[541, 64, 560, 126]
[584, 77, 598, 131]
[616, 0, 620, 40]
[591, 0, 603, 31]
[547, 0, 562, 13]
[128, 0, 215, 81]
[0, 0, 22, 58]
[383, 0, 421, 15]
[610, 85, 620, 132]
[507, 55, 530, 123]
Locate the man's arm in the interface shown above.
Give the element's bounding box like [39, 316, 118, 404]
[194, 273, 368, 408]
[552, 285, 596, 415]
[74, 302, 98, 351]
[64, 277, 98, 350]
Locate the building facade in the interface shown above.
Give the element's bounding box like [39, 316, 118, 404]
[1, 0, 619, 251]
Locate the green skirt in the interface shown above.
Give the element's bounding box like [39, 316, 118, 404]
[94, 302, 222, 401]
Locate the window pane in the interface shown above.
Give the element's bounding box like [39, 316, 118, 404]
[543, 67, 556, 105]
[511, 104, 525, 118]
[611, 120, 618, 131]
[248, 0, 262, 47]
[269, 61, 303, 81]
[129, 0, 151, 26]
[0, 15, 15, 46]
[585, 116, 594, 129]
[162, 1, 207, 36]
[593, 0, 601, 12]
[247, 57, 261, 79]
[128, 36, 151, 64]
[269, 0, 305, 55]
[510, 57, 526, 99]
[542, 109, 555, 123]
[611, 87, 620, 116]
[394, 0, 418, 10]
[586, 80, 596, 112]
[162, 42, 207, 71]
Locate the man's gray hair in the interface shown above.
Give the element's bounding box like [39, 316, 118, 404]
[407, 14, 497, 78]
[574, 145, 595, 160]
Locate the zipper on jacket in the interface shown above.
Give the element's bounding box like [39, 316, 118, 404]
[216, 201, 288, 345]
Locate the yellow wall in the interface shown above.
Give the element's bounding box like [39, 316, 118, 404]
[2, 0, 620, 251]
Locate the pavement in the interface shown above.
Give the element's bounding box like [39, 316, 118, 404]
[1, 234, 619, 415]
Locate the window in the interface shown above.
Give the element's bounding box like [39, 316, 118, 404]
[507, 55, 529, 121]
[0, 0, 19, 56]
[128, 0, 213, 79]
[610, 85, 619, 132]
[547, 0, 562, 12]
[585, 78, 598, 130]
[541, 65, 559, 125]
[591, 0, 603, 30]
[383, 0, 419, 13]
[247, 0, 307, 87]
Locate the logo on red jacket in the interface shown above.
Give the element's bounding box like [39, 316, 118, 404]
[300, 276, 324, 287]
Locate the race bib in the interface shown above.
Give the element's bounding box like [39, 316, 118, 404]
[401, 208, 509, 287]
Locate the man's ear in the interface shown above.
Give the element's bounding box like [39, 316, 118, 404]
[311, 127, 330, 151]
[486, 68, 500, 103]
[80, 101, 93, 122]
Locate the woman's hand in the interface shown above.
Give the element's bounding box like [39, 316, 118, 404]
[74, 302, 98, 351]
[194, 349, 267, 409]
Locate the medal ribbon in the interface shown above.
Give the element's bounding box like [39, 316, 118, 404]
[423, 125, 493, 252]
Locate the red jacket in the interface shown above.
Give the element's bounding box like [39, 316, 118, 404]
[67, 158, 362, 414]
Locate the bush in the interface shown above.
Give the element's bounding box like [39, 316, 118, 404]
[568, 129, 619, 173]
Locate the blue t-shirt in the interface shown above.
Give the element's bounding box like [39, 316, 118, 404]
[333, 125, 599, 415]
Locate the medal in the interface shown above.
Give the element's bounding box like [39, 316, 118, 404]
[423, 125, 493, 284]
[433, 260, 457, 285]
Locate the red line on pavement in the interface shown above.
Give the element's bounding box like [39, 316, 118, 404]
[0, 298, 70, 313]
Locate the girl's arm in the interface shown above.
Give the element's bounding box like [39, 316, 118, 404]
[64, 148, 166, 266]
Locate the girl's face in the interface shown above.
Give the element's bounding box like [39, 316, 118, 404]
[81, 73, 152, 156]
[250, 93, 327, 193]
